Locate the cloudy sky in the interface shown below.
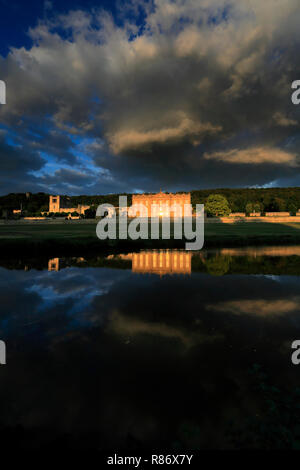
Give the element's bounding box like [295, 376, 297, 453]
[0, 0, 300, 195]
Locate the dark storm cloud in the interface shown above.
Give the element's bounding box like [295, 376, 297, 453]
[1, 0, 300, 193]
[38, 166, 118, 194]
[27, 127, 78, 165]
[0, 131, 46, 193]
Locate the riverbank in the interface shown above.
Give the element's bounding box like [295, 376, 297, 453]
[1, 220, 300, 257]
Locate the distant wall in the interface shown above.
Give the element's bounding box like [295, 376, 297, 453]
[229, 211, 294, 218]
[206, 216, 300, 223]
[265, 212, 290, 217]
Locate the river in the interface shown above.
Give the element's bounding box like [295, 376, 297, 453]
[0, 246, 300, 449]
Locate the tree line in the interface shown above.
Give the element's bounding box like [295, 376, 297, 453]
[0, 188, 300, 218]
[191, 187, 300, 215]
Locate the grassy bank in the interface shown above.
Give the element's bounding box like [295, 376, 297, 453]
[1, 220, 300, 257]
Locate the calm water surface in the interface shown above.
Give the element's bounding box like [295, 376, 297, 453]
[1, 246, 300, 449]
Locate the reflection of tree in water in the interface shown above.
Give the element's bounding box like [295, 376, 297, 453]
[206, 255, 231, 276]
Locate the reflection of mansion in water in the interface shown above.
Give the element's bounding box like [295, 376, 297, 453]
[49, 251, 191, 275]
[47, 246, 300, 276]
[120, 251, 191, 276]
[133, 251, 191, 275]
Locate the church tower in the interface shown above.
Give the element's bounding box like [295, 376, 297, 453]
[49, 195, 61, 213]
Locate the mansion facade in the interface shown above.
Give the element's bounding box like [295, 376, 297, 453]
[131, 191, 192, 217]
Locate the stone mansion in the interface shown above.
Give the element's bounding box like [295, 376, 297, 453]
[48, 191, 192, 217]
[131, 191, 192, 217]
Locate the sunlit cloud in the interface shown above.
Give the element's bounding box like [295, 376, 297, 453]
[207, 298, 300, 316]
[204, 147, 298, 166]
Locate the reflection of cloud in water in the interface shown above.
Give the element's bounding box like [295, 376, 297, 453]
[27, 273, 105, 313]
[106, 310, 222, 348]
[207, 298, 300, 316]
[255, 275, 282, 282]
[0, 267, 127, 337]
[2, 261, 300, 343]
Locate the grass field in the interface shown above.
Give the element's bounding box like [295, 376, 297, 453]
[205, 221, 300, 244]
[1, 220, 300, 256]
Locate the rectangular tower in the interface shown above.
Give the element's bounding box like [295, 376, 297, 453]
[49, 195, 60, 213]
